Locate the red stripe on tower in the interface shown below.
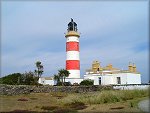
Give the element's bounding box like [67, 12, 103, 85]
[66, 60, 80, 70]
[65, 18, 80, 78]
[66, 42, 79, 51]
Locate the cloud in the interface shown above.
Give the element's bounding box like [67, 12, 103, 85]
[1, 1, 149, 83]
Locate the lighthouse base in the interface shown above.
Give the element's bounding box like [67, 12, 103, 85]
[65, 78, 83, 85]
[67, 70, 80, 78]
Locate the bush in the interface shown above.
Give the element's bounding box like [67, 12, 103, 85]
[73, 83, 79, 86]
[0, 72, 39, 85]
[80, 79, 94, 86]
[64, 82, 71, 86]
[0, 73, 22, 85]
[56, 82, 63, 86]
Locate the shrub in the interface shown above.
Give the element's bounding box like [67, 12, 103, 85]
[56, 82, 63, 86]
[64, 82, 71, 86]
[80, 79, 94, 86]
[73, 83, 79, 86]
[0, 73, 22, 85]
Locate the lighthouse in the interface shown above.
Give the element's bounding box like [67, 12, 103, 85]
[65, 18, 80, 78]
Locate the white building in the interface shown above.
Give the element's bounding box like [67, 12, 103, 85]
[38, 77, 83, 85]
[38, 77, 54, 85]
[84, 73, 141, 85]
[84, 61, 141, 85]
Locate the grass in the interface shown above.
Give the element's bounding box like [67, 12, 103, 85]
[61, 89, 149, 105]
[0, 89, 149, 113]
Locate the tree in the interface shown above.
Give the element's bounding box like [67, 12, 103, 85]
[0, 73, 22, 85]
[53, 74, 60, 83]
[63, 69, 70, 83]
[80, 79, 94, 86]
[0, 72, 39, 85]
[58, 69, 65, 85]
[54, 69, 70, 86]
[22, 71, 39, 85]
[35, 61, 43, 79]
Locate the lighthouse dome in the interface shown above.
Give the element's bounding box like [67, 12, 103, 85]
[68, 18, 77, 32]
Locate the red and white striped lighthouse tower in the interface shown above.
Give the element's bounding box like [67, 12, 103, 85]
[65, 18, 80, 78]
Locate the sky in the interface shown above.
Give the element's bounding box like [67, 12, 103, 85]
[1, 1, 149, 83]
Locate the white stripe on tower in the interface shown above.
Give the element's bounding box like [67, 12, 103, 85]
[66, 51, 79, 60]
[65, 19, 80, 78]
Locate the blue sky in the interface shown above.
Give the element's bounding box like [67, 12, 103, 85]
[1, 1, 149, 83]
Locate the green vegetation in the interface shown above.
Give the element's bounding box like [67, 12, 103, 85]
[0, 61, 43, 85]
[0, 73, 22, 85]
[34, 61, 44, 79]
[54, 69, 70, 86]
[0, 89, 149, 113]
[80, 79, 94, 86]
[61, 89, 149, 105]
[0, 72, 39, 85]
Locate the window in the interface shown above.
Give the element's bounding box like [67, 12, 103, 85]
[99, 77, 101, 85]
[117, 77, 121, 84]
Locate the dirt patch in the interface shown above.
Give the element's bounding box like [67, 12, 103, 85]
[50, 92, 67, 99]
[41, 105, 59, 110]
[110, 106, 124, 110]
[65, 101, 87, 110]
[53, 108, 76, 113]
[29, 97, 38, 100]
[41, 105, 76, 113]
[8, 110, 37, 113]
[17, 98, 28, 101]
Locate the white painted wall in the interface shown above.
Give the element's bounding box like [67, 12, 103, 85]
[113, 73, 128, 84]
[66, 51, 79, 60]
[84, 74, 114, 85]
[66, 36, 79, 42]
[113, 84, 149, 90]
[84, 72, 141, 85]
[65, 78, 83, 84]
[39, 73, 141, 86]
[126, 73, 141, 84]
[38, 78, 45, 84]
[67, 70, 80, 78]
[45, 80, 55, 85]
[38, 78, 54, 85]
[101, 75, 114, 85]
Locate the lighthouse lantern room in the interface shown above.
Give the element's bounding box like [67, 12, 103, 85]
[65, 19, 80, 78]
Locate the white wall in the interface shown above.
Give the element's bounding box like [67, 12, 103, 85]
[101, 75, 114, 85]
[84, 73, 141, 85]
[65, 78, 83, 84]
[38, 78, 45, 84]
[45, 80, 54, 85]
[126, 73, 141, 84]
[38, 78, 55, 85]
[113, 73, 128, 84]
[113, 84, 149, 90]
[84, 74, 114, 85]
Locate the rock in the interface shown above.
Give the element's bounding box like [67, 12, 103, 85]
[0, 84, 112, 95]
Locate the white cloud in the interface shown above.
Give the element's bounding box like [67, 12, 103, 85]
[1, 1, 149, 82]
